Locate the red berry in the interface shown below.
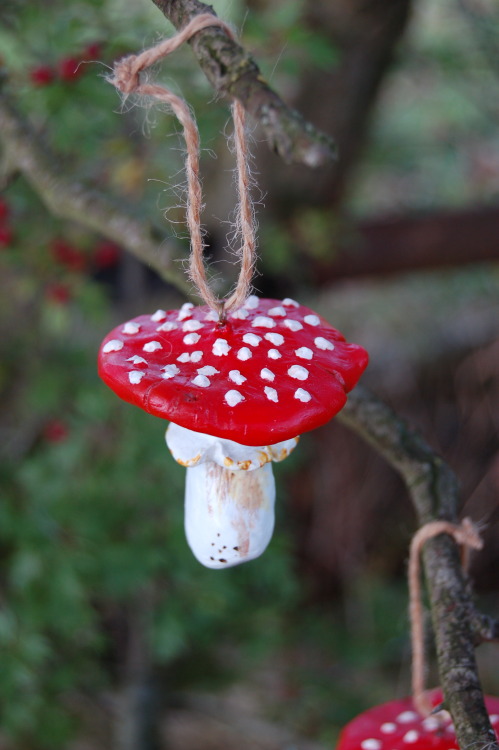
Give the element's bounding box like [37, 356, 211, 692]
[46, 283, 71, 305]
[51, 239, 86, 272]
[30, 65, 56, 86]
[0, 226, 13, 247]
[93, 241, 121, 269]
[0, 198, 9, 222]
[42, 420, 69, 443]
[59, 56, 84, 82]
[83, 42, 102, 59]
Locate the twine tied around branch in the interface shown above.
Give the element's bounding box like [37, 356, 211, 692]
[109, 13, 256, 320]
[409, 517, 483, 717]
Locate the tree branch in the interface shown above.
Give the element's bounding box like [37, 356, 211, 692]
[149, 0, 336, 167]
[0, 82, 190, 297]
[338, 386, 498, 750]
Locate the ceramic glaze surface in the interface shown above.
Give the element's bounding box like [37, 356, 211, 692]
[337, 690, 499, 750]
[98, 296, 369, 445]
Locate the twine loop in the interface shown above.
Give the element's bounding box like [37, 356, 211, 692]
[108, 14, 256, 319]
[409, 517, 483, 717]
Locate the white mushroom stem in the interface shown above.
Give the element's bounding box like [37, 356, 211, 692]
[184, 461, 275, 569]
[165, 423, 299, 569]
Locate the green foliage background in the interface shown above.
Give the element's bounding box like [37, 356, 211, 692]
[1, 0, 498, 747]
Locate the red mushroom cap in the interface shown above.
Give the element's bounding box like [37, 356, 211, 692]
[98, 296, 368, 445]
[337, 690, 499, 750]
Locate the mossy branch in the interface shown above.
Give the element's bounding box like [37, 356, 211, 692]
[339, 386, 499, 750]
[149, 0, 336, 166]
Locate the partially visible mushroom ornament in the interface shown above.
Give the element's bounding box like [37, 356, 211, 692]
[98, 296, 368, 567]
[336, 520, 495, 750]
[336, 689, 499, 750]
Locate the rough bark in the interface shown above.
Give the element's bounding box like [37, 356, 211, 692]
[149, 0, 336, 166]
[339, 386, 499, 750]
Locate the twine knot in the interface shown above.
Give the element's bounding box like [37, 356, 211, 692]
[453, 516, 483, 551]
[111, 56, 141, 95]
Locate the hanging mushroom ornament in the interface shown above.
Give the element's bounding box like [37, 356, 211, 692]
[98, 296, 368, 567]
[100, 15, 368, 567]
[336, 689, 499, 750]
[337, 520, 497, 750]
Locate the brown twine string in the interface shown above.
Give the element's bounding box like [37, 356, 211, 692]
[109, 14, 256, 319]
[408, 517, 483, 717]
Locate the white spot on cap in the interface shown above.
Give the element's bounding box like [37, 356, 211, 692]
[204, 309, 218, 322]
[229, 370, 246, 385]
[129, 371, 145, 384]
[422, 717, 440, 732]
[244, 295, 259, 309]
[282, 298, 299, 307]
[162, 364, 180, 379]
[184, 332, 201, 345]
[177, 302, 194, 320]
[265, 332, 284, 346]
[361, 740, 382, 750]
[151, 309, 167, 322]
[269, 306, 286, 317]
[490, 715, 499, 725]
[403, 731, 419, 743]
[123, 322, 140, 334]
[192, 374, 210, 388]
[295, 388, 311, 402]
[315, 336, 334, 351]
[448, 725, 455, 734]
[261, 368, 275, 382]
[296, 347, 313, 360]
[381, 723, 397, 734]
[183, 319, 204, 332]
[253, 316, 275, 329]
[264, 386, 278, 402]
[213, 338, 230, 356]
[268, 349, 281, 360]
[197, 366, 219, 376]
[127, 355, 147, 365]
[304, 314, 320, 326]
[231, 308, 249, 320]
[237, 347, 252, 361]
[288, 365, 309, 380]
[397, 712, 418, 724]
[225, 389, 244, 406]
[157, 321, 178, 332]
[143, 341, 162, 352]
[284, 319, 303, 332]
[243, 333, 261, 347]
[177, 351, 202, 363]
[103, 339, 123, 353]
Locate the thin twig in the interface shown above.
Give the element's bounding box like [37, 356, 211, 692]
[338, 385, 498, 750]
[149, 0, 336, 167]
